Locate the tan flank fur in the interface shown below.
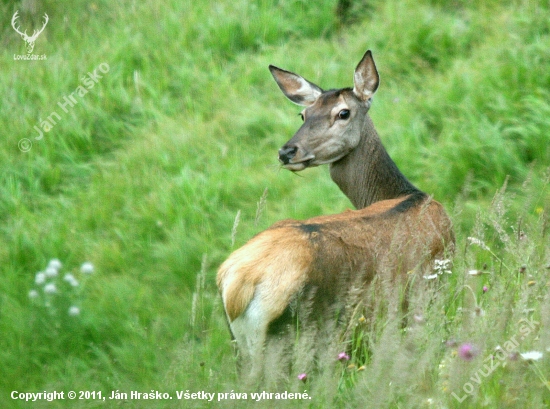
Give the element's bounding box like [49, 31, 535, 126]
[217, 50, 455, 375]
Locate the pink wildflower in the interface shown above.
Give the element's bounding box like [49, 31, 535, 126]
[338, 352, 350, 361]
[458, 343, 479, 361]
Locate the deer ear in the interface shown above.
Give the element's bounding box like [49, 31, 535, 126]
[353, 50, 379, 102]
[269, 65, 323, 106]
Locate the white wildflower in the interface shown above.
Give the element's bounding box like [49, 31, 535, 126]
[45, 266, 58, 277]
[434, 259, 452, 269]
[467, 237, 490, 251]
[435, 259, 452, 274]
[424, 259, 452, 280]
[63, 273, 79, 287]
[47, 259, 62, 270]
[520, 351, 543, 361]
[68, 306, 80, 316]
[35, 272, 46, 285]
[468, 269, 483, 276]
[80, 262, 94, 274]
[28, 289, 39, 299]
[43, 283, 57, 294]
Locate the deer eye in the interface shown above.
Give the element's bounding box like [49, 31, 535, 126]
[338, 109, 350, 120]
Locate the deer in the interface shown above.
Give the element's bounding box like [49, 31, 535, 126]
[12, 11, 49, 54]
[217, 50, 454, 378]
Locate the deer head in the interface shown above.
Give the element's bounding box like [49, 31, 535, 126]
[269, 51, 419, 209]
[269, 50, 379, 172]
[12, 11, 49, 54]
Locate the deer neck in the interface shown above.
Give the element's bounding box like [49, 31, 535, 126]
[329, 115, 420, 209]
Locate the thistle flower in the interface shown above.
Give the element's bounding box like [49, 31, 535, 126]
[338, 352, 350, 361]
[483, 285, 488, 293]
[458, 343, 479, 361]
[297, 373, 307, 382]
[80, 262, 94, 274]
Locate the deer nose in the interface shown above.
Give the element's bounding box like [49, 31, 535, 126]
[278, 145, 298, 164]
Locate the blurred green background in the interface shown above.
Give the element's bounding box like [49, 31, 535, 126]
[1, 0, 549, 407]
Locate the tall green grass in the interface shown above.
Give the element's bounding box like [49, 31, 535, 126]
[1, 0, 549, 407]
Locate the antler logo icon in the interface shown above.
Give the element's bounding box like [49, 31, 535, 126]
[11, 10, 49, 54]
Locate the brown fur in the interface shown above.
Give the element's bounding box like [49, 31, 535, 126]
[217, 229, 313, 322]
[218, 194, 454, 325]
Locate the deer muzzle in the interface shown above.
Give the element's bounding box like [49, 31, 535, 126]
[278, 145, 298, 165]
[278, 144, 315, 171]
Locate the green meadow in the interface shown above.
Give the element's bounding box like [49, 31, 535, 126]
[1, 0, 549, 407]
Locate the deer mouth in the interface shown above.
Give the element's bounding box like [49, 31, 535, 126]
[282, 158, 314, 171]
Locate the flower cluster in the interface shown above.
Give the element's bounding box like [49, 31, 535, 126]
[28, 259, 94, 317]
[424, 259, 452, 280]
